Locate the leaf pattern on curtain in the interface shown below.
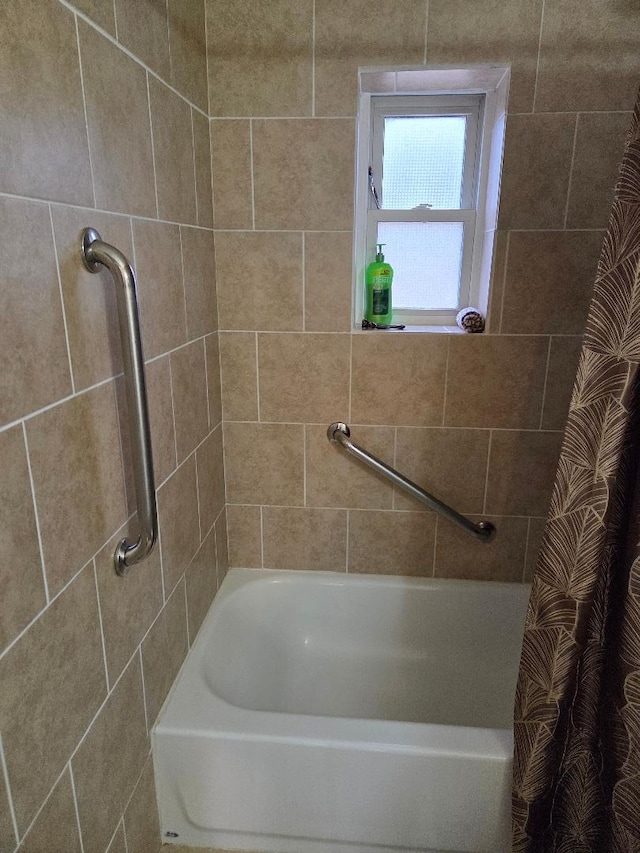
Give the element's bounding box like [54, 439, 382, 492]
[513, 94, 640, 852]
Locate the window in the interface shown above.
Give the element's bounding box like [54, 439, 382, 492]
[354, 66, 510, 329]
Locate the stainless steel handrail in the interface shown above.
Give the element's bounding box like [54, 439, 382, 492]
[81, 228, 158, 575]
[327, 422, 496, 543]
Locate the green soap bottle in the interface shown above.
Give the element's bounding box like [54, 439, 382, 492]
[365, 243, 394, 325]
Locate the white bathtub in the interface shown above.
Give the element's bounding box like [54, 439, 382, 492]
[153, 569, 529, 853]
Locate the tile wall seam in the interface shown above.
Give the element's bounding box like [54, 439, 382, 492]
[164, 0, 172, 86]
[145, 72, 161, 219]
[73, 13, 98, 210]
[204, 0, 212, 117]
[255, 332, 262, 422]
[391, 427, 398, 510]
[303, 424, 307, 507]
[302, 232, 306, 331]
[194, 446, 203, 545]
[207, 328, 584, 336]
[481, 430, 493, 515]
[226, 503, 535, 520]
[441, 334, 451, 426]
[431, 515, 438, 577]
[21, 422, 50, 604]
[221, 422, 229, 505]
[522, 516, 533, 583]
[203, 337, 212, 431]
[510, 109, 634, 117]
[167, 357, 180, 472]
[68, 763, 86, 853]
[119, 749, 156, 843]
[48, 203, 76, 396]
[498, 231, 511, 333]
[9, 759, 75, 851]
[114, 818, 128, 853]
[311, 0, 316, 117]
[562, 114, 581, 228]
[347, 332, 353, 423]
[138, 642, 151, 736]
[184, 577, 191, 649]
[0, 734, 19, 851]
[260, 505, 265, 568]
[345, 509, 350, 572]
[213, 521, 221, 589]
[531, 0, 546, 113]
[57, 0, 210, 119]
[112, 0, 118, 40]
[538, 336, 554, 429]
[423, 0, 429, 64]
[201, 115, 359, 121]
[199, 494, 226, 548]
[177, 228, 190, 343]
[223, 505, 231, 579]
[209, 121, 217, 228]
[223, 419, 564, 433]
[112, 373, 133, 518]
[0, 191, 216, 232]
[92, 558, 111, 693]
[190, 109, 200, 226]
[249, 120, 256, 230]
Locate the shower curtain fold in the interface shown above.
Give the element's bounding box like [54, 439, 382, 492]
[512, 91, 640, 852]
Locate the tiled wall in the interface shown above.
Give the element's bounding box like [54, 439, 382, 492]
[0, 2, 224, 852]
[208, 0, 638, 583]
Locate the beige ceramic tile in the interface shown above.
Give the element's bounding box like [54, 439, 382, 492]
[19, 767, 81, 853]
[132, 219, 187, 359]
[0, 566, 106, 836]
[524, 518, 547, 582]
[351, 335, 447, 427]
[427, 0, 543, 113]
[192, 111, 214, 228]
[566, 112, 633, 229]
[262, 507, 347, 571]
[26, 383, 127, 595]
[158, 456, 201, 595]
[73, 0, 116, 33]
[215, 508, 229, 584]
[306, 424, 395, 509]
[185, 526, 217, 641]
[73, 655, 148, 853]
[445, 336, 549, 429]
[79, 23, 156, 217]
[196, 426, 225, 535]
[181, 227, 217, 340]
[219, 333, 258, 421]
[486, 430, 563, 517]
[541, 336, 583, 431]
[142, 582, 189, 726]
[0, 426, 45, 654]
[146, 356, 178, 484]
[0, 0, 93, 204]
[0, 771, 15, 853]
[206, 333, 223, 428]
[224, 423, 304, 505]
[105, 823, 127, 853]
[394, 428, 490, 515]
[258, 333, 351, 423]
[51, 206, 133, 390]
[348, 510, 436, 576]
[206, 0, 312, 116]
[216, 232, 303, 331]
[149, 77, 197, 224]
[171, 341, 209, 463]
[305, 232, 353, 332]
[315, 0, 426, 116]
[95, 519, 163, 686]
[502, 231, 602, 335]
[168, 0, 208, 111]
[123, 756, 161, 853]
[535, 0, 640, 112]
[114, 0, 170, 80]
[253, 120, 355, 230]
[210, 120, 253, 229]
[498, 114, 576, 230]
[227, 505, 263, 568]
[435, 515, 528, 582]
[0, 197, 71, 424]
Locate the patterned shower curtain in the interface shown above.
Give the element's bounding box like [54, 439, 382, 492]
[512, 94, 640, 851]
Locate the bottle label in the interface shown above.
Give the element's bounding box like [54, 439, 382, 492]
[372, 288, 389, 315]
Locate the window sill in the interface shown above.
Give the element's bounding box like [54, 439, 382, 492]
[353, 324, 466, 334]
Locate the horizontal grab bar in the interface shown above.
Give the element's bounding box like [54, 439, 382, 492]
[81, 228, 158, 575]
[327, 422, 496, 543]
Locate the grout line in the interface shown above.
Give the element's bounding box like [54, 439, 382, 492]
[498, 231, 511, 333]
[224, 502, 535, 519]
[222, 419, 565, 433]
[311, 0, 316, 117]
[48, 204, 76, 395]
[74, 14, 97, 209]
[302, 232, 306, 331]
[196, 114, 357, 121]
[138, 646, 150, 735]
[184, 576, 191, 648]
[391, 427, 398, 509]
[441, 334, 451, 426]
[255, 332, 261, 421]
[145, 72, 160, 218]
[431, 514, 438, 577]
[481, 431, 493, 515]
[21, 422, 50, 604]
[345, 509, 350, 573]
[58, 0, 209, 118]
[303, 424, 307, 507]
[92, 559, 111, 694]
[112, 0, 118, 39]
[164, 0, 172, 81]
[423, 0, 429, 64]
[122, 818, 131, 853]
[204, 0, 212, 116]
[112, 372, 132, 519]
[190, 108, 200, 226]
[167, 357, 180, 469]
[249, 120, 256, 230]
[68, 763, 86, 853]
[156, 514, 167, 602]
[209, 119, 217, 227]
[0, 735, 20, 850]
[194, 449, 203, 544]
[563, 114, 580, 228]
[538, 336, 554, 429]
[531, 0, 546, 113]
[203, 337, 212, 430]
[522, 517, 533, 582]
[260, 505, 265, 569]
[347, 332, 353, 423]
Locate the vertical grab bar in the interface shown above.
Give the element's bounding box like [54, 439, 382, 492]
[80, 228, 157, 576]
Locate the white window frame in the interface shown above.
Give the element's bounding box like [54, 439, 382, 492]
[353, 65, 511, 331]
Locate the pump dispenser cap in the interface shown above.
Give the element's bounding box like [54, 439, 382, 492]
[375, 243, 385, 262]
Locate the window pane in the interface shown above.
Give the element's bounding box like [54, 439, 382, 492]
[382, 116, 467, 210]
[377, 221, 464, 311]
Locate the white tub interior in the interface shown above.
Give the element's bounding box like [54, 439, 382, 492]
[154, 569, 530, 853]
